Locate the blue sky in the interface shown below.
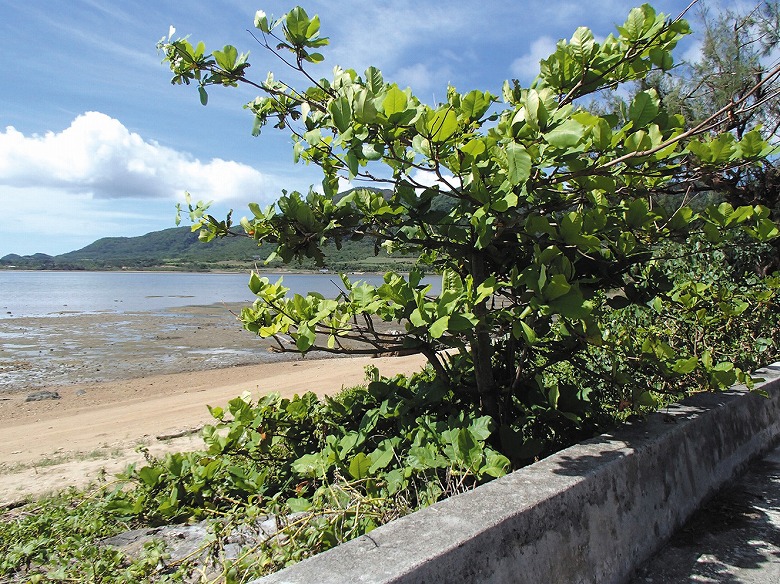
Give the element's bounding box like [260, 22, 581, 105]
[1, 0, 711, 256]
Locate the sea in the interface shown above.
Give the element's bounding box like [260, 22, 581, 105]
[0, 270, 439, 392]
[0, 270, 429, 319]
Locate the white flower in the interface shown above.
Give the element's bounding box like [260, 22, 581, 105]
[168, 25, 176, 40]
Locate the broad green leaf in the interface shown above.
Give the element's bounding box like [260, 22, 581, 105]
[505, 142, 531, 185]
[328, 96, 352, 133]
[353, 90, 378, 123]
[287, 497, 313, 512]
[429, 316, 450, 339]
[454, 428, 482, 467]
[213, 45, 238, 71]
[362, 143, 384, 160]
[629, 91, 659, 127]
[369, 439, 397, 473]
[543, 274, 571, 301]
[285, 7, 311, 40]
[346, 150, 359, 177]
[636, 391, 658, 408]
[620, 5, 650, 41]
[383, 86, 408, 116]
[544, 119, 585, 148]
[428, 109, 458, 142]
[461, 138, 486, 158]
[513, 320, 537, 344]
[626, 198, 649, 228]
[649, 47, 673, 70]
[348, 452, 371, 479]
[570, 26, 595, 60]
[524, 89, 548, 130]
[364, 66, 384, 94]
[449, 313, 478, 331]
[138, 466, 164, 487]
[461, 90, 491, 119]
[292, 452, 327, 477]
[672, 356, 698, 374]
[548, 290, 590, 319]
[737, 129, 765, 158]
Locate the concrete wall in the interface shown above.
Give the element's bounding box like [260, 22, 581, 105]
[254, 364, 780, 584]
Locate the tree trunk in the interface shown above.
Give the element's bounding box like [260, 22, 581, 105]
[470, 252, 500, 420]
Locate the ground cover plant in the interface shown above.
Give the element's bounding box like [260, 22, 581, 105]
[2, 2, 780, 581]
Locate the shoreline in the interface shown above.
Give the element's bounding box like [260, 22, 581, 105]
[1, 304, 312, 394]
[0, 353, 429, 504]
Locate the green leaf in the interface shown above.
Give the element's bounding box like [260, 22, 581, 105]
[570, 26, 595, 59]
[287, 497, 313, 512]
[428, 109, 458, 142]
[513, 320, 537, 344]
[544, 119, 585, 148]
[629, 91, 659, 127]
[672, 356, 698, 375]
[738, 129, 766, 158]
[461, 90, 491, 119]
[543, 274, 571, 301]
[383, 86, 408, 116]
[292, 452, 327, 477]
[138, 466, 164, 487]
[213, 45, 238, 71]
[348, 452, 372, 479]
[524, 89, 548, 130]
[649, 47, 673, 70]
[328, 96, 352, 133]
[364, 66, 384, 94]
[369, 439, 396, 473]
[454, 428, 482, 467]
[353, 90, 378, 123]
[626, 198, 649, 228]
[505, 142, 531, 185]
[285, 7, 311, 40]
[636, 391, 658, 408]
[620, 5, 650, 41]
[461, 138, 486, 158]
[429, 316, 450, 339]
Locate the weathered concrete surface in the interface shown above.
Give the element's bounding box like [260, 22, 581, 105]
[629, 442, 780, 583]
[253, 363, 780, 584]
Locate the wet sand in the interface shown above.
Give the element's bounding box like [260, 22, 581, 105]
[0, 304, 300, 393]
[0, 306, 427, 504]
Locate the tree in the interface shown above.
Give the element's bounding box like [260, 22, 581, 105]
[161, 4, 778, 429]
[617, 1, 780, 273]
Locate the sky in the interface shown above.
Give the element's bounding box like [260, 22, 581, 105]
[0, 0, 719, 256]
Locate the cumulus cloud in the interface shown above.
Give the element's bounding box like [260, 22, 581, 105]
[0, 112, 269, 204]
[510, 36, 558, 82]
[407, 169, 461, 192]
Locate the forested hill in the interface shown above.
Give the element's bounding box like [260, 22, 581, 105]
[0, 226, 415, 272]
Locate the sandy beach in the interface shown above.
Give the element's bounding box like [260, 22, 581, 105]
[0, 306, 428, 505]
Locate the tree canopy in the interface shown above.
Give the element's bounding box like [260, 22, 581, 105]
[161, 3, 779, 430]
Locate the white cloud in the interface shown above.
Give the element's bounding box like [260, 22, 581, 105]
[510, 36, 558, 82]
[394, 63, 454, 97]
[407, 169, 461, 192]
[0, 112, 271, 204]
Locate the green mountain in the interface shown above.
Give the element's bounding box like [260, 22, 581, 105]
[0, 226, 415, 272]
